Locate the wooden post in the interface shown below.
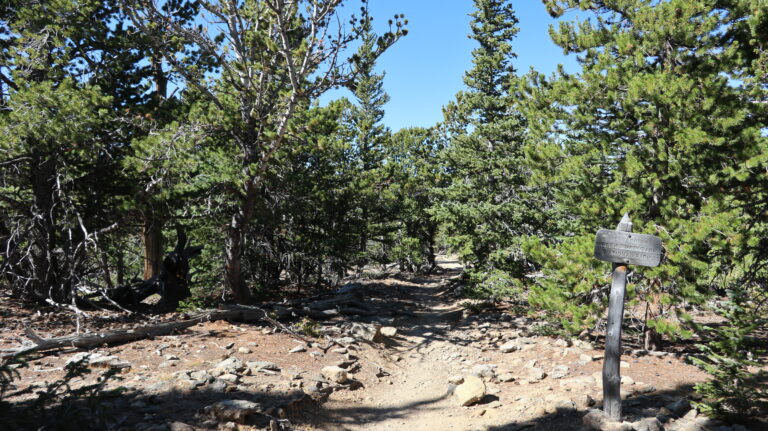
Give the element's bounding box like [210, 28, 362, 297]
[602, 214, 632, 420]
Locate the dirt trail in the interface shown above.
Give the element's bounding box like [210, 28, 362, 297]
[302, 257, 712, 431]
[1, 256, 729, 431]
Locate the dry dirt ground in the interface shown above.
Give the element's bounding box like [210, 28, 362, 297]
[0, 257, 760, 431]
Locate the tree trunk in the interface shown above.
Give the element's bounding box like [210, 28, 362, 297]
[141, 215, 164, 279]
[225, 183, 257, 303]
[30, 154, 63, 303]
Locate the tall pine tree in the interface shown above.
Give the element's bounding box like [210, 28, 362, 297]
[434, 0, 545, 297]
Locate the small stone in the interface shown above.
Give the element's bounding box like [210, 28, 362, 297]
[321, 366, 349, 384]
[289, 345, 306, 353]
[471, 364, 496, 381]
[448, 375, 464, 385]
[550, 365, 570, 379]
[224, 342, 235, 349]
[528, 367, 547, 381]
[631, 417, 662, 431]
[237, 347, 251, 354]
[213, 357, 244, 374]
[219, 373, 240, 384]
[247, 361, 280, 372]
[497, 373, 515, 382]
[620, 361, 630, 368]
[573, 393, 596, 409]
[380, 327, 398, 337]
[331, 348, 348, 354]
[499, 341, 519, 353]
[580, 353, 594, 365]
[454, 375, 486, 406]
[666, 398, 691, 417]
[168, 422, 194, 431]
[621, 375, 635, 385]
[582, 409, 633, 431]
[210, 399, 262, 423]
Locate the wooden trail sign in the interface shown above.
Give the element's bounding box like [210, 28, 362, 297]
[594, 230, 662, 267]
[594, 214, 663, 421]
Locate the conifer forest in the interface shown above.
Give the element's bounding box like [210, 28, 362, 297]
[0, 1, 767, 430]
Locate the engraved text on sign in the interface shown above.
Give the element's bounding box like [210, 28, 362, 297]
[594, 229, 663, 267]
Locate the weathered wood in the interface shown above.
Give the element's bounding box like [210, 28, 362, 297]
[306, 292, 368, 311]
[594, 229, 662, 267]
[1, 305, 301, 358]
[602, 214, 632, 421]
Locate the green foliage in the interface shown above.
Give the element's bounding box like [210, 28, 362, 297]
[522, 0, 767, 339]
[433, 0, 550, 289]
[692, 289, 768, 419]
[294, 317, 322, 338]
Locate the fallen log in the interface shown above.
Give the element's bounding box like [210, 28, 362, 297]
[1, 305, 307, 359]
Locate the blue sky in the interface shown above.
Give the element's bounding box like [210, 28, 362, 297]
[320, 1, 580, 131]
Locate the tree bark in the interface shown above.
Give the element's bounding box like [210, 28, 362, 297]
[30, 153, 63, 303]
[141, 215, 164, 280]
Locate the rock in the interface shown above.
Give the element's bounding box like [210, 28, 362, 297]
[210, 399, 263, 423]
[208, 379, 228, 393]
[454, 375, 486, 407]
[289, 345, 306, 353]
[632, 417, 663, 431]
[497, 373, 515, 382]
[237, 347, 252, 354]
[321, 366, 349, 384]
[499, 341, 519, 353]
[331, 348, 348, 354]
[550, 365, 570, 379]
[213, 357, 244, 374]
[621, 375, 635, 385]
[633, 383, 655, 395]
[248, 361, 280, 371]
[582, 409, 633, 431]
[168, 422, 195, 431]
[219, 373, 240, 384]
[666, 398, 691, 417]
[580, 353, 594, 365]
[573, 393, 596, 409]
[380, 327, 398, 337]
[527, 367, 547, 381]
[224, 342, 235, 349]
[448, 375, 465, 385]
[620, 361, 630, 368]
[65, 352, 131, 370]
[349, 322, 382, 342]
[471, 364, 496, 381]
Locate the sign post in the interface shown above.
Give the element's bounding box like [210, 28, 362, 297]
[594, 214, 662, 421]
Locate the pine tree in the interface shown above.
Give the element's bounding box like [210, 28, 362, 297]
[525, 0, 765, 345]
[434, 0, 545, 296]
[126, 0, 407, 302]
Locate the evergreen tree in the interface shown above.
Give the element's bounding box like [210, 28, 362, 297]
[126, 0, 407, 302]
[387, 127, 446, 272]
[434, 0, 545, 296]
[525, 0, 765, 346]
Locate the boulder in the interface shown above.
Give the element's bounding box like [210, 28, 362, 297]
[454, 375, 486, 407]
[210, 400, 263, 423]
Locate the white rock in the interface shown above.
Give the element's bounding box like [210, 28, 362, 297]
[454, 375, 486, 406]
[380, 327, 398, 337]
[499, 341, 519, 353]
[321, 366, 349, 384]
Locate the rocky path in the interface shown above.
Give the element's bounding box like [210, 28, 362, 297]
[1, 257, 757, 431]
